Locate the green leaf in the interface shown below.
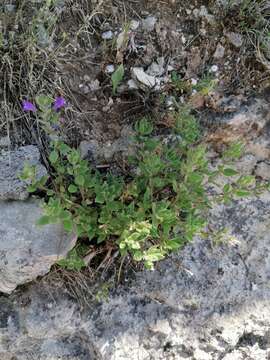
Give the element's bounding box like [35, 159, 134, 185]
[49, 150, 59, 164]
[223, 168, 238, 176]
[135, 118, 153, 136]
[234, 190, 251, 197]
[68, 184, 78, 193]
[37, 215, 51, 226]
[67, 150, 81, 165]
[63, 219, 73, 232]
[223, 142, 244, 160]
[144, 247, 165, 262]
[166, 238, 183, 250]
[27, 185, 37, 193]
[35, 95, 52, 110]
[237, 175, 255, 187]
[57, 248, 85, 271]
[111, 64, 124, 95]
[223, 183, 231, 193]
[75, 175, 85, 187]
[58, 143, 71, 155]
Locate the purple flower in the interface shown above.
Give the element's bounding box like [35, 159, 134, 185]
[22, 100, 37, 112]
[53, 96, 66, 111]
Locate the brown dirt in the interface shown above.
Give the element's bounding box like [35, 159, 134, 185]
[2, 0, 270, 151]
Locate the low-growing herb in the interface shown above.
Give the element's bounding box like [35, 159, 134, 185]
[21, 100, 264, 270]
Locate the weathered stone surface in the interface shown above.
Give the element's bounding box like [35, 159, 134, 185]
[142, 16, 157, 32]
[226, 32, 243, 48]
[0, 199, 76, 294]
[1, 192, 270, 359]
[2, 102, 270, 359]
[255, 162, 270, 180]
[0, 145, 47, 200]
[0, 136, 10, 148]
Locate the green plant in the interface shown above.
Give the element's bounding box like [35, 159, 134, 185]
[194, 74, 217, 96]
[57, 246, 86, 271]
[21, 100, 263, 271]
[170, 71, 192, 93]
[111, 64, 124, 95]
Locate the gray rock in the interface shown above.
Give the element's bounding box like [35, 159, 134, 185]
[142, 16, 157, 32]
[131, 67, 157, 89]
[101, 30, 113, 40]
[2, 192, 270, 359]
[0, 199, 76, 294]
[147, 57, 165, 77]
[105, 64, 115, 74]
[0, 136, 10, 148]
[236, 154, 257, 174]
[127, 79, 139, 90]
[255, 162, 270, 180]
[226, 32, 243, 48]
[0, 145, 47, 201]
[213, 43, 225, 59]
[130, 20, 140, 31]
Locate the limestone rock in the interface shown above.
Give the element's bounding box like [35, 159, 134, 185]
[226, 32, 243, 48]
[131, 67, 157, 89]
[142, 16, 157, 32]
[0, 136, 10, 148]
[213, 43, 225, 59]
[0, 145, 47, 201]
[0, 199, 76, 294]
[255, 162, 270, 180]
[2, 192, 270, 359]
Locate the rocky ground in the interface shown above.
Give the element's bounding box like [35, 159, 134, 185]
[1, 0, 270, 359]
[1, 100, 270, 359]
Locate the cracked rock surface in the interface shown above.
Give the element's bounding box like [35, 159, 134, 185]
[1, 101, 270, 359]
[0, 199, 76, 294]
[1, 193, 270, 359]
[0, 145, 47, 201]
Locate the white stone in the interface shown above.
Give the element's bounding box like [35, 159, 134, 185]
[255, 162, 270, 180]
[142, 16, 157, 31]
[214, 43, 225, 59]
[131, 67, 156, 88]
[102, 30, 113, 40]
[130, 20, 140, 31]
[0, 145, 47, 201]
[0, 199, 76, 294]
[105, 64, 115, 74]
[210, 64, 219, 72]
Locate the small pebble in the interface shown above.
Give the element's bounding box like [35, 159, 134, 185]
[130, 20, 140, 31]
[213, 44, 225, 59]
[142, 16, 157, 32]
[102, 30, 113, 40]
[226, 32, 243, 48]
[83, 75, 91, 82]
[0, 136, 10, 148]
[105, 64, 115, 74]
[128, 79, 139, 90]
[210, 65, 219, 73]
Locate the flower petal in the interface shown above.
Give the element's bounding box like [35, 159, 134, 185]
[22, 101, 37, 112]
[53, 96, 66, 111]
